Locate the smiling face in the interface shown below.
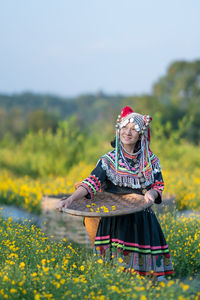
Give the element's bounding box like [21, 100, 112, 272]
[120, 122, 140, 148]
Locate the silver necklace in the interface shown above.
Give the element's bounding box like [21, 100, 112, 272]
[121, 142, 141, 156]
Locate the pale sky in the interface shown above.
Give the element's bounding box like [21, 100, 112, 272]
[0, 0, 200, 97]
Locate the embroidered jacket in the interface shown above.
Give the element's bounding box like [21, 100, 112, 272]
[80, 150, 164, 204]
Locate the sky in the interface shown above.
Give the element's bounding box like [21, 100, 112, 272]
[0, 0, 200, 97]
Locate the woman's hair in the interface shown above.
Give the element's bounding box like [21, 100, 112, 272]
[110, 136, 141, 151]
[110, 138, 116, 148]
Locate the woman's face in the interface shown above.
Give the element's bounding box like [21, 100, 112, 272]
[120, 122, 140, 146]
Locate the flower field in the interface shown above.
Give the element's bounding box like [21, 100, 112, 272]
[0, 163, 94, 213]
[163, 169, 200, 210]
[0, 212, 199, 299]
[0, 161, 200, 214]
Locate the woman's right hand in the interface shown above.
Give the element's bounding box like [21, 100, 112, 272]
[56, 196, 73, 212]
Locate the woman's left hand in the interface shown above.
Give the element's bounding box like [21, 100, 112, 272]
[144, 190, 158, 205]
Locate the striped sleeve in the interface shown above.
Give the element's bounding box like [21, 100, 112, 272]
[151, 172, 164, 204]
[79, 159, 106, 200]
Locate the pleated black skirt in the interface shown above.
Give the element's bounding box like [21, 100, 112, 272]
[94, 207, 174, 276]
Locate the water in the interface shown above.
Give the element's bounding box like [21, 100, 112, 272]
[0, 204, 90, 245]
[176, 210, 200, 218]
[0, 204, 41, 225]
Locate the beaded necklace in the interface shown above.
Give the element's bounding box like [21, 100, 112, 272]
[120, 143, 141, 172]
[121, 143, 141, 158]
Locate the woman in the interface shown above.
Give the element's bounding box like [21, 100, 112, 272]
[57, 106, 174, 281]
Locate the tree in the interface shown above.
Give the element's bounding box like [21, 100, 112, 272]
[27, 110, 59, 133]
[153, 60, 200, 108]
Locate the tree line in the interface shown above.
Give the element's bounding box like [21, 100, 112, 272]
[0, 60, 199, 144]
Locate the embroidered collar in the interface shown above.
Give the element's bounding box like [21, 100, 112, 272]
[101, 150, 162, 190]
[121, 144, 140, 160]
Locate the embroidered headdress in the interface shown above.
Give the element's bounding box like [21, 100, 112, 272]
[114, 106, 154, 191]
[116, 106, 152, 138]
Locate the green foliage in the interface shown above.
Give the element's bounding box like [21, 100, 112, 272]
[27, 110, 59, 133]
[159, 211, 200, 277]
[152, 60, 200, 144]
[0, 113, 199, 179]
[121, 95, 162, 116]
[0, 92, 123, 141]
[0, 118, 86, 177]
[153, 60, 200, 105]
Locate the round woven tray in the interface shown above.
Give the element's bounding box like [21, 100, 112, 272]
[62, 192, 152, 217]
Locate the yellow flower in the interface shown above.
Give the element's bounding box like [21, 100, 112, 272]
[167, 280, 175, 287]
[97, 259, 103, 264]
[98, 296, 105, 300]
[3, 276, 8, 282]
[35, 294, 40, 300]
[118, 257, 123, 263]
[159, 281, 165, 287]
[110, 286, 121, 293]
[80, 265, 85, 271]
[18, 281, 24, 287]
[117, 266, 124, 272]
[41, 259, 46, 266]
[19, 262, 25, 269]
[43, 267, 49, 273]
[56, 283, 60, 289]
[134, 287, 145, 291]
[180, 282, 189, 291]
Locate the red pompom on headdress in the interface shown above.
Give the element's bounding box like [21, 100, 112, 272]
[121, 106, 134, 118]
